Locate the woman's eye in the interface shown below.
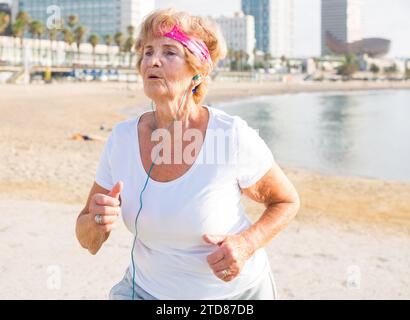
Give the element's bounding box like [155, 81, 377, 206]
[144, 51, 153, 56]
[166, 51, 175, 56]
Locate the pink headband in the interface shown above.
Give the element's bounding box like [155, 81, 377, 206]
[163, 25, 213, 68]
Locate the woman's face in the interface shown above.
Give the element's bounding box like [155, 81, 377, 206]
[140, 37, 195, 102]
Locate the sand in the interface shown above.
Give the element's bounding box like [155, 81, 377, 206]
[0, 80, 409, 299]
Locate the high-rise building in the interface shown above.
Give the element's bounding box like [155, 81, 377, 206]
[17, 0, 154, 39]
[215, 11, 255, 66]
[241, 0, 294, 58]
[321, 0, 363, 56]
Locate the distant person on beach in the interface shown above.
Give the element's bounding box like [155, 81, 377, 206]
[75, 8, 300, 300]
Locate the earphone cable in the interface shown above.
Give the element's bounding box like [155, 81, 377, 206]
[131, 88, 188, 300]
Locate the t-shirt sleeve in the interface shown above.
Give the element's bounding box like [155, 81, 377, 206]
[95, 131, 115, 190]
[235, 117, 274, 189]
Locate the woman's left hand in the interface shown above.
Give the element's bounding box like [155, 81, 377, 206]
[203, 233, 255, 282]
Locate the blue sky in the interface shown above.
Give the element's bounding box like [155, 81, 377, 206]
[156, 0, 410, 58]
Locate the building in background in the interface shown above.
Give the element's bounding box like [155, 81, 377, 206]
[321, 0, 390, 57]
[321, 0, 363, 56]
[241, 0, 294, 58]
[17, 0, 154, 39]
[215, 11, 255, 66]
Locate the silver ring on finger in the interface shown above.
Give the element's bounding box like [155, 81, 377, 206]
[221, 268, 230, 278]
[95, 214, 103, 225]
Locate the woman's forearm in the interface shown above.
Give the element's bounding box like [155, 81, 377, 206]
[76, 212, 106, 255]
[240, 201, 300, 254]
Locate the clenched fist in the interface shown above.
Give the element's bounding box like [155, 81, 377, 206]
[89, 181, 123, 234]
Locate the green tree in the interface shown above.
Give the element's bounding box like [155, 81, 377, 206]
[405, 60, 410, 79]
[226, 48, 235, 69]
[0, 12, 10, 34]
[16, 11, 31, 62]
[62, 28, 74, 65]
[263, 52, 272, 70]
[48, 27, 58, 66]
[16, 11, 30, 27]
[125, 25, 136, 68]
[369, 63, 380, 75]
[88, 34, 100, 67]
[114, 32, 124, 66]
[384, 63, 397, 77]
[237, 50, 246, 72]
[29, 20, 44, 62]
[29, 20, 44, 39]
[12, 19, 27, 64]
[0, 12, 10, 60]
[68, 15, 78, 30]
[104, 34, 113, 65]
[337, 53, 359, 79]
[74, 26, 86, 61]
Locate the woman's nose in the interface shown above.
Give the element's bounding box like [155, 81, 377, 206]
[149, 53, 162, 67]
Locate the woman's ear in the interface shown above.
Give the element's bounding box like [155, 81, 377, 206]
[191, 74, 202, 93]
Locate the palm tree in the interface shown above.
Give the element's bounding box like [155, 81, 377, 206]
[263, 52, 272, 71]
[12, 19, 26, 65]
[233, 50, 242, 71]
[74, 26, 86, 62]
[227, 48, 235, 69]
[68, 15, 78, 31]
[384, 63, 398, 78]
[123, 37, 135, 68]
[114, 32, 124, 67]
[245, 52, 250, 70]
[29, 20, 44, 64]
[0, 12, 10, 61]
[238, 50, 246, 72]
[405, 60, 410, 80]
[48, 27, 58, 66]
[125, 25, 135, 68]
[88, 34, 99, 67]
[338, 53, 359, 79]
[13, 12, 30, 64]
[104, 34, 112, 65]
[369, 63, 380, 75]
[280, 55, 289, 72]
[62, 28, 74, 65]
[127, 25, 135, 38]
[0, 12, 10, 34]
[16, 11, 30, 27]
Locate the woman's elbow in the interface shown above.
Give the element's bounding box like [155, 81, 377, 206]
[290, 190, 301, 217]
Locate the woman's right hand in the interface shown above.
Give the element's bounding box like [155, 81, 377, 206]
[89, 181, 123, 234]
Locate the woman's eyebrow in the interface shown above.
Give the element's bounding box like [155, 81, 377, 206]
[144, 44, 179, 50]
[162, 44, 179, 50]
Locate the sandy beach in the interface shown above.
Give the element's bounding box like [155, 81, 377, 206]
[0, 80, 409, 299]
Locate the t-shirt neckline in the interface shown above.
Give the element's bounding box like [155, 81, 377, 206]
[133, 105, 213, 187]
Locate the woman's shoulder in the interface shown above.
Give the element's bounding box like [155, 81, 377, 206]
[207, 106, 247, 130]
[107, 116, 141, 140]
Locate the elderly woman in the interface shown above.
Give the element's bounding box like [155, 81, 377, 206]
[75, 8, 300, 300]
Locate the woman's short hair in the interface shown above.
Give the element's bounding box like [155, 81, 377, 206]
[135, 8, 227, 104]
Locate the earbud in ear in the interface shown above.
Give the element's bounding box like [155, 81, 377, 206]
[192, 74, 201, 93]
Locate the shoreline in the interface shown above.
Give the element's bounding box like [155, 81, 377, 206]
[205, 80, 410, 104]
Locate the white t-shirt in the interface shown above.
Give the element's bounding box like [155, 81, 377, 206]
[95, 105, 275, 299]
